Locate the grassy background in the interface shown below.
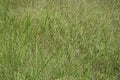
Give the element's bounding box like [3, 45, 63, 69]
[0, 0, 120, 80]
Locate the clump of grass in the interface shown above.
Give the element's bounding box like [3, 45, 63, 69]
[0, 0, 120, 80]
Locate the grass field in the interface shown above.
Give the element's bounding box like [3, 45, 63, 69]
[0, 0, 120, 80]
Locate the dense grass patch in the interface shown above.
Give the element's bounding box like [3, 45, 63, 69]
[0, 0, 120, 80]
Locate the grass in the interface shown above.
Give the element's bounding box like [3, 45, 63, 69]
[0, 0, 120, 80]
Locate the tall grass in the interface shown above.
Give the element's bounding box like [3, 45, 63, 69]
[0, 0, 120, 80]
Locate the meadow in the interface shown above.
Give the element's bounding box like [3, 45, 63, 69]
[0, 0, 120, 80]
